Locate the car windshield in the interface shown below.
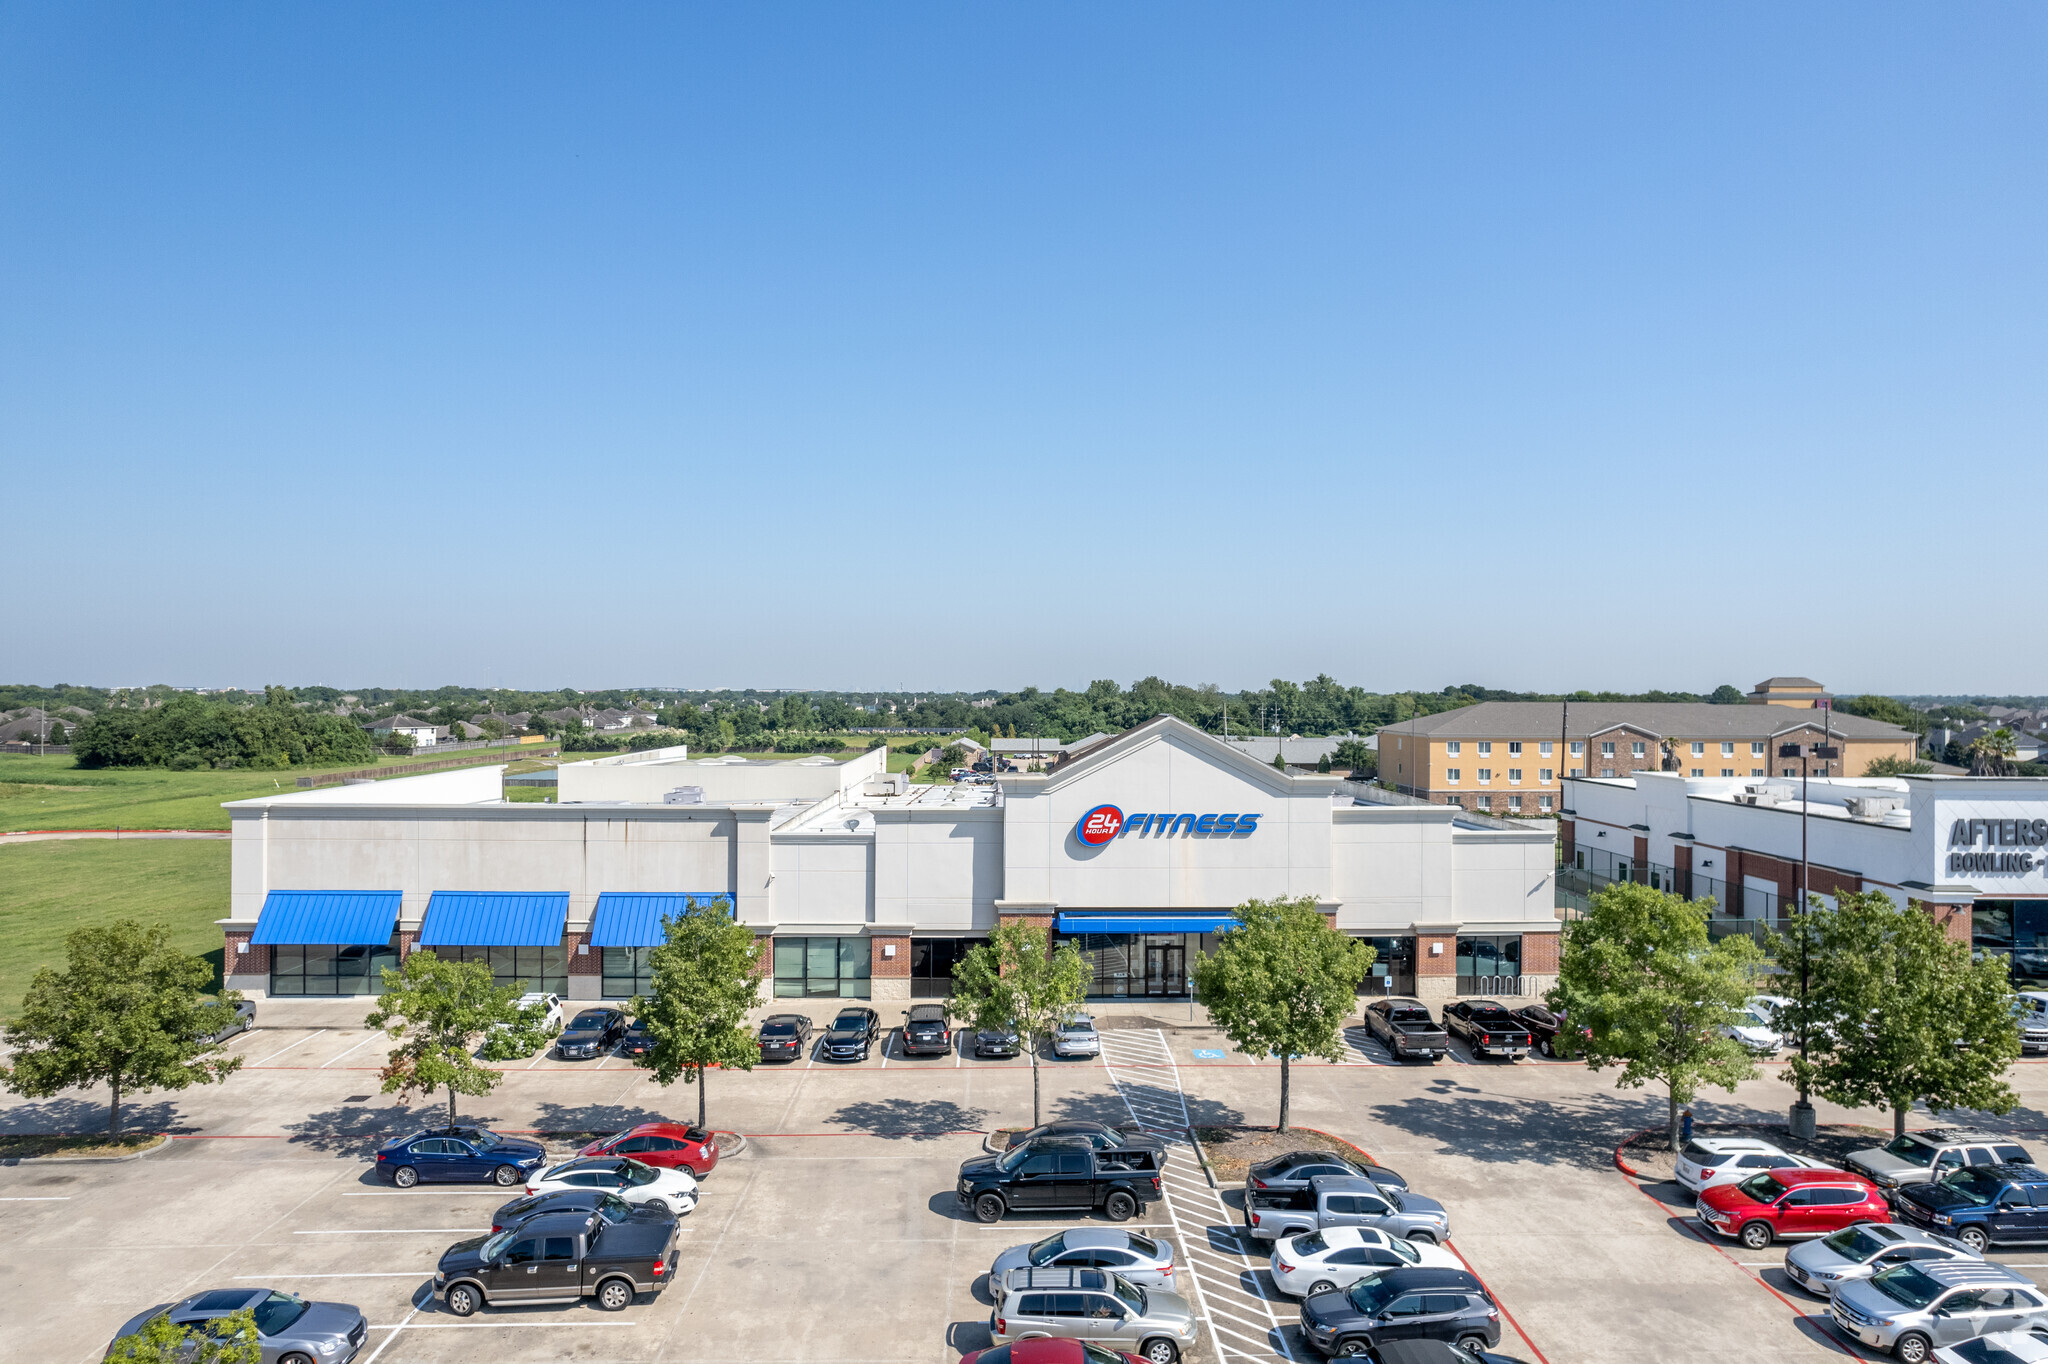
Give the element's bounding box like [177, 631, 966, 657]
[1869, 1264, 1945, 1309]
[1822, 1226, 1897, 1261]
[251, 1292, 308, 1336]
[597, 1194, 634, 1224]
[833, 1013, 865, 1028]
[481, 1229, 516, 1260]
[762, 1022, 796, 1036]
[1740, 1010, 1775, 1028]
[1940, 1169, 2003, 1205]
[1389, 1007, 1431, 1023]
[1734, 1173, 1785, 1204]
[1292, 1231, 1329, 1257]
[1064, 1020, 1094, 1033]
[1109, 1274, 1144, 1314]
[468, 1130, 502, 1150]
[570, 1012, 609, 1029]
[624, 1159, 658, 1186]
[1126, 1234, 1160, 1258]
[1470, 1008, 1512, 1022]
[1028, 1233, 1069, 1265]
[1345, 1276, 1394, 1314]
[976, 1349, 1013, 1364]
[1080, 1346, 1127, 1364]
[1949, 1339, 2043, 1364]
[1881, 1137, 1937, 1167]
[998, 1146, 1032, 1172]
[1387, 1238, 1421, 1264]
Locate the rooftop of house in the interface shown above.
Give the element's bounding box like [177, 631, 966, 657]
[1384, 701, 1912, 742]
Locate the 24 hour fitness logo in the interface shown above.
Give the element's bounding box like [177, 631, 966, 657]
[1076, 804, 1125, 845]
[1072, 804, 1263, 845]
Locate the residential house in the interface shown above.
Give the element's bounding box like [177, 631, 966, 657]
[364, 715, 448, 747]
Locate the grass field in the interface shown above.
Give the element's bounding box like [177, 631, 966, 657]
[0, 839, 230, 1017]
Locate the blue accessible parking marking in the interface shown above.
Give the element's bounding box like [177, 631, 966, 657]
[1191, 1048, 1224, 1059]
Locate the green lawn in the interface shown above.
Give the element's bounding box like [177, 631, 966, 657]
[0, 751, 530, 832]
[0, 840, 230, 1017]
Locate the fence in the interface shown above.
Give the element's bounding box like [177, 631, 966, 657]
[1554, 848, 1786, 947]
[0, 743, 72, 756]
[376, 737, 548, 757]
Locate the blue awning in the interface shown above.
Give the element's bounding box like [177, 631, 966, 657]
[251, 890, 402, 946]
[418, 892, 569, 947]
[588, 893, 734, 948]
[1056, 913, 1243, 935]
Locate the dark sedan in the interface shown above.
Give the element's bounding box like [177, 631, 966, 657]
[375, 1125, 548, 1188]
[1004, 1120, 1139, 1151]
[821, 1007, 880, 1061]
[1245, 1148, 1407, 1195]
[490, 1187, 675, 1234]
[757, 1013, 813, 1061]
[108, 1289, 367, 1364]
[619, 1017, 655, 1058]
[976, 1026, 1021, 1058]
[555, 1008, 629, 1059]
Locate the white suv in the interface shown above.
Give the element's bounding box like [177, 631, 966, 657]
[1675, 1137, 1828, 1193]
[1054, 1015, 1101, 1058]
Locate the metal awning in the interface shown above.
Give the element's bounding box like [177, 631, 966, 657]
[251, 890, 402, 946]
[1055, 913, 1242, 934]
[588, 893, 733, 948]
[418, 892, 569, 947]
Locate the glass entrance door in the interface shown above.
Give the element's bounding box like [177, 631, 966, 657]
[1144, 945, 1185, 996]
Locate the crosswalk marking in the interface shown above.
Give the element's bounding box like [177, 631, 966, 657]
[1099, 1030, 1297, 1364]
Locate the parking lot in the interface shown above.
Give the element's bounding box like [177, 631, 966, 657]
[12, 999, 2048, 1364]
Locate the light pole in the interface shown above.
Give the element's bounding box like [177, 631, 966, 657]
[1781, 709, 1840, 1142]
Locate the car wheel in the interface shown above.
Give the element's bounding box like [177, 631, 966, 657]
[280, 1353, 313, 1364]
[493, 1165, 520, 1186]
[1404, 1231, 1437, 1245]
[1105, 1191, 1137, 1222]
[445, 1283, 480, 1317]
[974, 1193, 1006, 1223]
[596, 1277, 634, 1312]
[1541, 1038, 1553, 1057]
[644, 1198, 670, 1215]
[1959, 1226, 1990, 1253]
[392, 1165, 418, 1188]
[677, 1165, 697, 1179]
[1308, 1280, 1337, 1296]
[1141, 1339, 1179, 1364]
[1739, 1221, 1774, 1250]
[1893, 1330, 1932, 1364]
[1455, 1334, 1488, 1358]
[1336, 1340, 1371, 1357]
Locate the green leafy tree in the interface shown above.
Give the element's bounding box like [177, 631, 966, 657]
[1708, 684, 1745, 704]
[0, 920, 244, 1138]
[364, 951, 523, 1123]
[636, 897, 763, 1131]
[1772, 891, 2018, 1138]
[106, 1307, 261, 1364]
[47, 720, 67, 745]
[950, 922, 1088, 1127]
[1864, 755, 1934, 777]
[1971, 728, 2020, 777]
[1549, 881, 1762, 1151]
[1835, 694, 1928, 734]
[1192, 896, 1375, 1131]
[1330, 738, 1376, 775]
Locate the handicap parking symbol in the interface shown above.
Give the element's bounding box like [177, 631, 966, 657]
[1191, 1048, 1224, 1059]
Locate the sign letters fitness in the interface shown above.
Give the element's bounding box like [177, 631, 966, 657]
[1074, 803, 1263, 846]
[1947, 816, 2048, 875]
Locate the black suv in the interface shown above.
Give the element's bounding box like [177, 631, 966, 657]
[822, 1008, 880, 1062]
[556, 1008, 629, 1059]
[1897, 1162, 2048, 1252]
[1298, 1267, 1499, 1358]
[959, 1137, 1164, 1223]
[902, 1005, 953, 1057]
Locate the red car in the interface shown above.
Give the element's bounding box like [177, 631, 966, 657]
[578, 1122, 720, 1178]
[1695, 1166, 1888, 1249]
[964, 1335, 1145, 1364]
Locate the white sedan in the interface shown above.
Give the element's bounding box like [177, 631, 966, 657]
[1935, 1328, 2048, 1364]
[1675, 1136, 1828, 1193]
[1269, 1226, 1461, 1297]
[523, 1156, 698, 1215]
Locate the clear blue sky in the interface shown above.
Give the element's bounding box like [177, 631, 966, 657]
[3, 5, 2042, 695]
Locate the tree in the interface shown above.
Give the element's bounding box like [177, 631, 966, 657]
[1549, 881, 1762, 1150]
[106, 1307, 261, 1364]
[1192, 896, 1375, 1131]
[364, 951, 523, 1123]
[1971, 728, 2020, 777]
[950, 922, 1088, 1127]
[1835, 694, 1928, 734]
[1708, 684, 1745, 705]
[1864, 755, 1934, 777]
[636, 897, 763, 1131]
[1772, 891, 2018, 1138]
[1330, 738, 1375, 776]
[0, 920, 244, 1138]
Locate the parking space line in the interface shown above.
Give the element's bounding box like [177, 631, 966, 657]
[0, 1196, 70, 1201]
[319, 1032, 385, 1068]
[375, 1321, 637, 1329]
[359, 1304, 419, 1364]
[343, 1191, 508, 1196]
[250, 1029, 327, 1066]
[295, 1228, 483, 1235]
[235, 1272, 427, 1279]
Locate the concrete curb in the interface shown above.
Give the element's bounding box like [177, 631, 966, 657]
[1186, 1126, 1219, 1189]
[0, 1134, 171, 1165]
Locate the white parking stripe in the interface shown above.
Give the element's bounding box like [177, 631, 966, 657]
[320, 1032, 385, 1068]
[342, 1191, 508, 1197]
[371, 1321, 637, 1329]
[250, 1029, 327, 1066]
[359, 1305, 418, 1364]
[0, 1196, 70, 1201]
[235, 1273, 426, 1279]
[294, 1228, 484, 1235]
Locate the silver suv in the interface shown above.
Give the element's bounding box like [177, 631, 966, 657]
[991, 1266, 1198, 1364]
[1830, 1259, 2048, 1363]
[1844, 1130, 2034, 1202]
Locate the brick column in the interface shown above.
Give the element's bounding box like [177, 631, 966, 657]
[1559, 818, 1576, 867]
[1520, 931, 1560, 1001]
[395, 929, 418, 959]
[1673, 844, 1693, 900]
[566, 929, 601, 1001]
[224, 929, 269, 985]
[1415, 931, 1456, 1004]
[1914, 900, 1972, 944]
[871, 934, 911, 1001]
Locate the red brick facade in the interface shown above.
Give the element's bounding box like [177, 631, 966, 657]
[225, 929, 269, 975]
[997, 913, 1055, 932]
[871, 935, 910, 980]
[1521, 932, 1561, 976]
[567, 929, 599, 977]
[1415, 933, 1455, 980]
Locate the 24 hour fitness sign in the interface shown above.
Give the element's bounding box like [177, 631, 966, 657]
[1074, 804, 1263, 846]
[1948, 817, 2048, 875]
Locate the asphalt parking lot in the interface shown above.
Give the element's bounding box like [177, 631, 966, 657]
[12, 999, 2048, 1364]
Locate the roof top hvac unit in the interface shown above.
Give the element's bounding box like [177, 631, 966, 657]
[1845, 796, 1905, 821]
[1734, 783, 1795, 807]
[662, 786, 706, 805]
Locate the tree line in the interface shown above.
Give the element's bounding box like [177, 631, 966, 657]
[71, 687, 377, 770]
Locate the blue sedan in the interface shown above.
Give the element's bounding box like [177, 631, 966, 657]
[375, 1125, 548, 1188]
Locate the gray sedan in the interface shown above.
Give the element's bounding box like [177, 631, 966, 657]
[1783, 1222, 1979, 1298]
[991, 1228, 1181, 1298]
[107, 1289, 367, 1364]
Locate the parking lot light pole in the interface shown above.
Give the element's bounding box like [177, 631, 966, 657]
[1781, 719, 1841, 1143]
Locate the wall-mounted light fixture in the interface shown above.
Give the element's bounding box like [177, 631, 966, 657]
[1595, 830, 1607, 838]
[1701, 858, 1716, 869]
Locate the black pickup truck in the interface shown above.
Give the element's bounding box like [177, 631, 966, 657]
[958, 1136, 1163, 1223]
[435, 1208, 679, 1314]
[1442, 1000, 1532, 1060]
[1361, 999, 1449, 1062]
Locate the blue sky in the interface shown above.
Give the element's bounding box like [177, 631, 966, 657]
[3, 5, 2043, 695]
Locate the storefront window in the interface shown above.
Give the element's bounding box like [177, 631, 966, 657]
[910, 938, 986, 998]
[429, 945, 567, 995]
[1456, 935, 1522, 996]
[1059, 933, 1218, 998]
[602, 947, 654, 999]
[1974, 901, 2048, 989]
[1357, 936, 1416, 997]
[774, 936, 871, 998]
[269, 940, 399, 996]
